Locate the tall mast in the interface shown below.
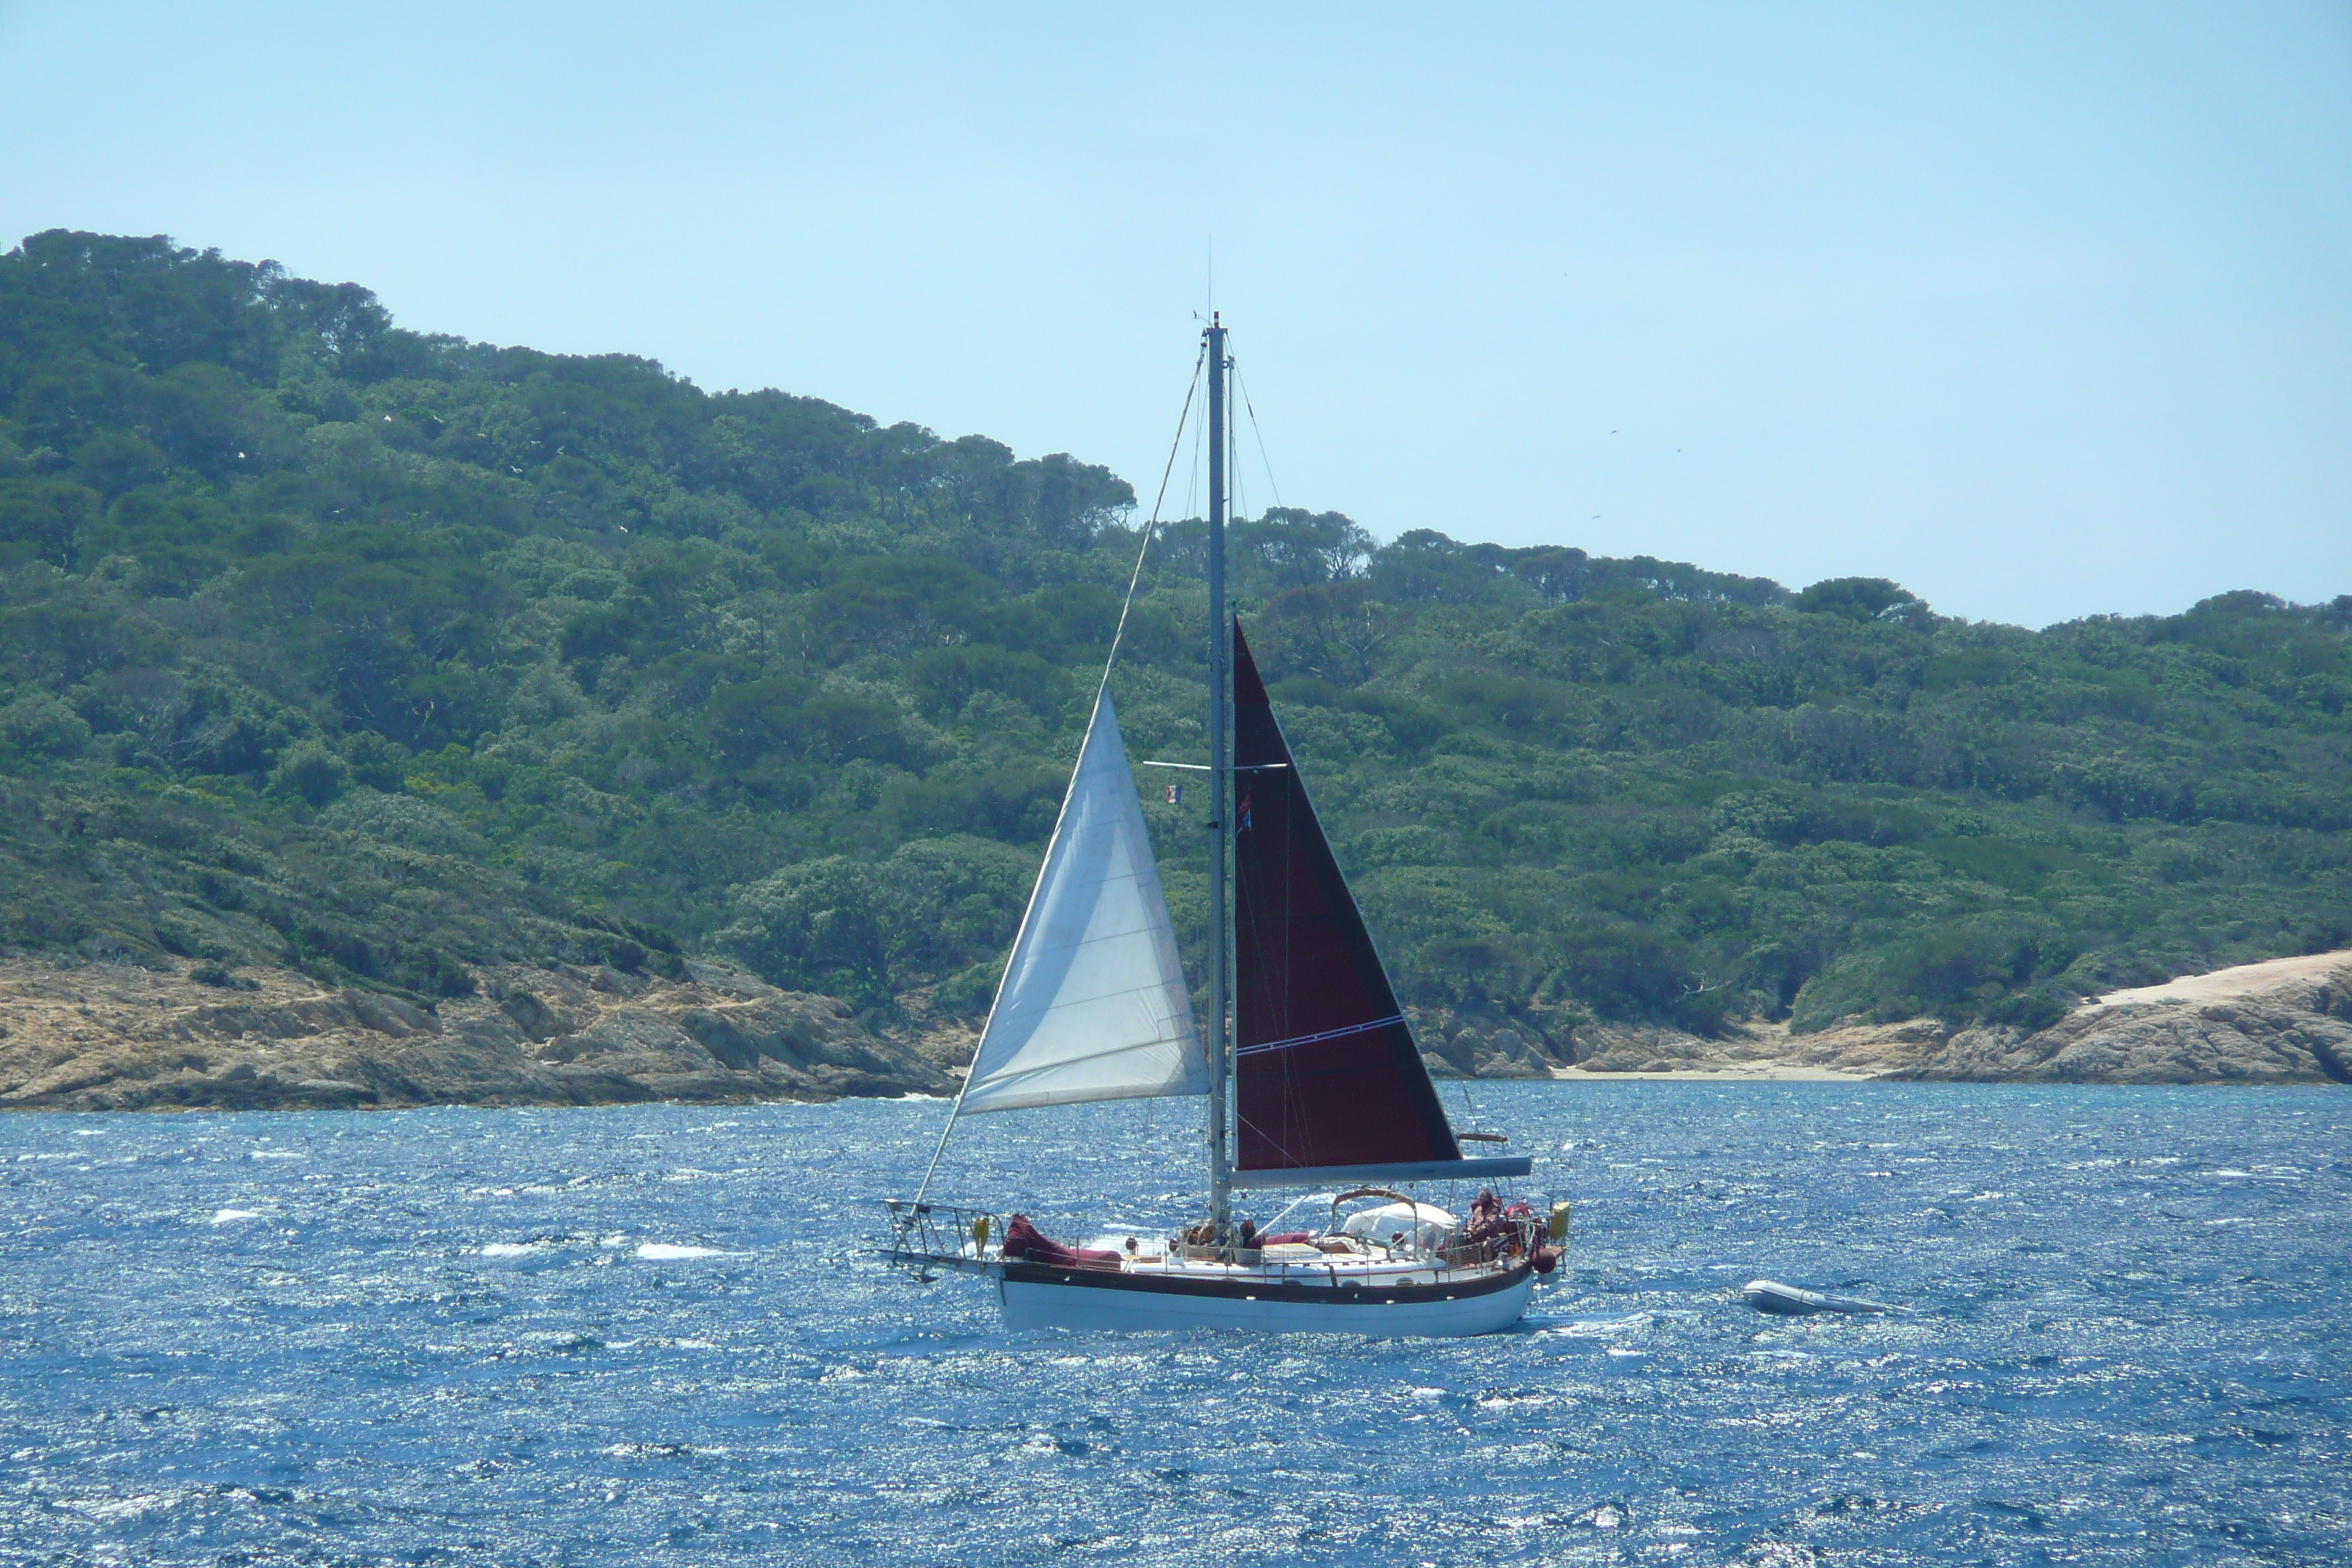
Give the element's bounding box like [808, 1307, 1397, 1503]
[1205, 313, 1232, 1242]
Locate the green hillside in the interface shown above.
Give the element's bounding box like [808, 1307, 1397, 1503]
[3, 230, 2348, 1044]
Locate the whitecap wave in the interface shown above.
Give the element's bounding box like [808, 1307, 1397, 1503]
[1538, 1311, 1652, 1338]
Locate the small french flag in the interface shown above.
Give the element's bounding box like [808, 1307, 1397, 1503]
[1164, 783, 1182, 805]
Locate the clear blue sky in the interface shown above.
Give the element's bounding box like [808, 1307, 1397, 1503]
[4, 3, 2346, 627]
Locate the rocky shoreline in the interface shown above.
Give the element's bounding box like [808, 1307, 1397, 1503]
[3, 949, 2346, 1113]
[0, 957, 951, 1112]
[1414, 949, 2352, 1087]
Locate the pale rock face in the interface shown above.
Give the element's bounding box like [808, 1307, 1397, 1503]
[1571, 1025, 1714, 1074]
[1905, 971, 2352, 1085]
[0, 957, 949, 1111]
[1471, 1025, 1548, 1077]
[1542, 958, 2352, 1086]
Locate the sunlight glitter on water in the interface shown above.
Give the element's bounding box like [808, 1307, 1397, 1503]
[0, 1083, 2346, 1566]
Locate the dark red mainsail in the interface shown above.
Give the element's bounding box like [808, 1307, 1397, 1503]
[1232, 622, 1462, 1175]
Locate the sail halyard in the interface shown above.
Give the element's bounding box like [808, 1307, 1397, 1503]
[951, 687, 1207, 1115]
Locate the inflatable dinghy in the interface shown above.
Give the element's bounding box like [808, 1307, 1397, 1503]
[1743, 1278, 1889, 1316]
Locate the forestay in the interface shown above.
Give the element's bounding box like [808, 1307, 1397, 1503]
[956, 690, 1208, 1113]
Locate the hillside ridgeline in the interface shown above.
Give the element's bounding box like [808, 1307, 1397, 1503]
[2, 230, 2349, 1097]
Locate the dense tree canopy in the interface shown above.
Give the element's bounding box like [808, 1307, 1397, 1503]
[3, 230, 2347, 1041]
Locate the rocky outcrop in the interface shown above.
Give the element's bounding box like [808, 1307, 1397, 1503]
[1415, 1014, 1572, 1079]
[1416, 951, 2352, 1086]
[1896, 963, 2352, 1086]
[1413, 1000, 1901, 1080]
[1531, 1019, 1893, 1079]
[0, 957, 949, 1112]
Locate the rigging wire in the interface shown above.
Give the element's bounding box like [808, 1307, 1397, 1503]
[1182, 377, 1204, 527]
[1229, 350, 1245, 526]
[906, 343, 1207, 1218]
[1235, 364, 1284, 513]
[1101, 342, 1207, 682]
[1229, 428, 1247, 531]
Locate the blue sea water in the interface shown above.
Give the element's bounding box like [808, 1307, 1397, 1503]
[1, 1083, 2346, 1567]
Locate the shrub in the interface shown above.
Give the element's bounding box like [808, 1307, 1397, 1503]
[717, 834, 1036, 1004]
[0, 691, 91, 758]
[268, 741, 350, 807]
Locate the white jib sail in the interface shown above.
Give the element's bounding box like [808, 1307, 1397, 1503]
[956, 688, 1207, 1114]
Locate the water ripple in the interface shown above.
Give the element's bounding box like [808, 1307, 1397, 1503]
[1, 1083, 2346, 1564]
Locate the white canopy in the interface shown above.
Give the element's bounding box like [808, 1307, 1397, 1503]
[1340, 1199, 1455, 1252]
[954, 689, 1207, 1114]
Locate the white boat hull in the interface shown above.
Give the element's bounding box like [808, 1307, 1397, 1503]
[997, 1259, 1537, 1337]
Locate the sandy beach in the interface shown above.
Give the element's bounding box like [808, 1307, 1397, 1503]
[1548, 1058, 1874, 1083]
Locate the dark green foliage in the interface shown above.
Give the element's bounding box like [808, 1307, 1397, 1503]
[1, 232, 2347, 1036]
[0, 480, 98, 568]
[269, 742, 349, 807]
[715, 836, 1033, 1008]
[1794, 576, 1928, 625]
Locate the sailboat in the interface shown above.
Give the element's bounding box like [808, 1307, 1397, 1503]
[886, 317, 1563, 1335]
